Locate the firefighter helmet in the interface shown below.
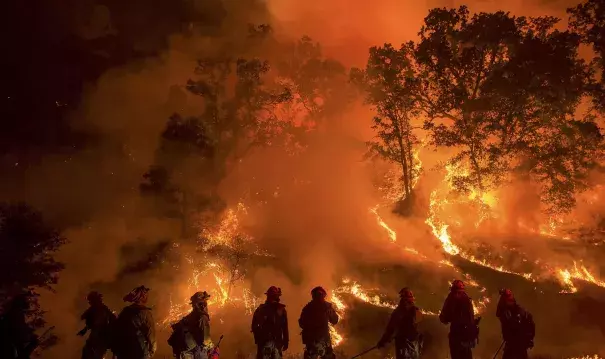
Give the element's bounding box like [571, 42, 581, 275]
[499, 288, 515, 304]
[86, 291, 103, 303]
[191, 291, 211, 304]
[265, 286, 282, 297]
[311, 286, 327, 299]
[399, 287, 415, 302]
[451, 279, 465, 291]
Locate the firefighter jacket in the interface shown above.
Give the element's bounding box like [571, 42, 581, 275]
[168, 308, 211, 355]
[379, 302, 422, 345]
[298, 299, 339, 345]
[439, 291, 476, 341]
[252, 302, 289, 348]
[497, 304, 535, 348]
[113, 304, 156, 359]
[81, 304, 116, 349]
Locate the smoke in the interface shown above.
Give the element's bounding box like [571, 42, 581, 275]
[266, 0, 583, 67]
[30, 1, 276, 357]
[4, 0, 599, 358]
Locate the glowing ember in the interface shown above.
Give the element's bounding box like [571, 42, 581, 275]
[377, 169, 406, 203]
[539, 215, 567, 238]
[201, 202, 250, 250]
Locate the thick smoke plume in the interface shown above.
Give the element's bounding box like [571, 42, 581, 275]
[3, 0, 602, 358]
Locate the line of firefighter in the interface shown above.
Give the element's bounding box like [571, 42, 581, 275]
[0, 279, 536, 359]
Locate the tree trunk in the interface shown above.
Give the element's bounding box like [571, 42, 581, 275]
[404, 123, 415, 190]
[469, 147, 484, 191]
[227, 254, 242, 300]
[394, 118, 411, 198]
[464, 113, 484, 192]
[401, 151, 411, 197]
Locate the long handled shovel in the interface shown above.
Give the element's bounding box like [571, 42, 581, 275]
[493, 340, 505, 359]
[351, 345, 378, 359]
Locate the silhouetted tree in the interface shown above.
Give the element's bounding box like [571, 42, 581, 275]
[568, 0, 605, 112]
[413, 6, 602, 213]
[141, 26, 291, 238]
[140, 115, 220, 239]
[0, 202, 66, 345]
[0, 203, 66, 302]
[274, 36, 352, 130]
[184, 56, 292, 163]
[351, 43, 420, 200]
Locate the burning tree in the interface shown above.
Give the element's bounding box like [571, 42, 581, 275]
[204, 233, 252, 300]
[412, 6, 602, 213]
[352, 44, 421, 202]
[200, 203, 259, 301]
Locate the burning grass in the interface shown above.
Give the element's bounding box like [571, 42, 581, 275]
[157, 158, 605, 357]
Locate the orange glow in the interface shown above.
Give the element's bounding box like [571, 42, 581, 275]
[163, 202, 261, 326]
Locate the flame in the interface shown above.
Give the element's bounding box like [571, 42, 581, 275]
[163, 202, 262, 326]
[328, 325, 343, 347]
[370, 205, 397, 242]
[557, 262, 605, 293]
[426, 191, 460, 256]
[201, 202, 250, 250]
[538, 215, 568, 238]
[411, 146, 423, 189]
[158, 145, 605, 355]
[329, 291, 347, 347]
[472, 296, 491, 315]
[334, 279, 439, 316]
[335, 279, 396, 309]
[421, 160, 605, 295]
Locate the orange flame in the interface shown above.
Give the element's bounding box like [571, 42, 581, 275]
[163, 202, 261, 326]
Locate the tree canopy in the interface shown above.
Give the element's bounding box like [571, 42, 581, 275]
[0, 203, 66, 299]
[0, 202, 66, 335]
[356, 5, 604, 213]
[568, 0, 605, 113]
[351, 43, 421, 201]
